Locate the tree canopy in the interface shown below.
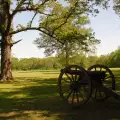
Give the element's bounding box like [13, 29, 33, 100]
[34, 1, 100, 65]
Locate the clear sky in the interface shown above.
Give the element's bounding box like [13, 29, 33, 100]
[12, 1, 120, 58]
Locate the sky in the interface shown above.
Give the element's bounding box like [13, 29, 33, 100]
[90, 5, 120, 56]
[12, 1, 120, 58]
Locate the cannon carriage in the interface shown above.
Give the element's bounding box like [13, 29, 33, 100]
[58, 64, 119, 107]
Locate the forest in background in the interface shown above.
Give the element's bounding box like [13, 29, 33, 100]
[11, 47, 120, 70]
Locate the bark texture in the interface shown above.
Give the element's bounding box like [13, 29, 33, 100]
[1, 36, 13, 81]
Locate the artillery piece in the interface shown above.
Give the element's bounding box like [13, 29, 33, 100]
[58, 64, 120, 107]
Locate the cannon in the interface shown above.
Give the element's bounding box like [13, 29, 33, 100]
[58, 64, 120, 107]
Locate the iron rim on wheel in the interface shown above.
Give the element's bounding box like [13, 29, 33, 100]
[58, 65, 92, 107]
[88, 64, 115, 101]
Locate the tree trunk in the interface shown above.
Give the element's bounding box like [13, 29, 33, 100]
[0, 36, 13, 81]
[65, 41, 69, 66]
[0, 1, 13, 81]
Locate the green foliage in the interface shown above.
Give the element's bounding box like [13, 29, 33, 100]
[113, 0, 120, 15]
[34, 2, 100, 65]
[88, 0, 120, 16]
[96, 55, 110, 66]
[107, 47, 120, 67]
[86, 55, 98, 67]
[11, 47, 120, 70]
[12, 57, 61, 70]
[69, 52, 87, 67]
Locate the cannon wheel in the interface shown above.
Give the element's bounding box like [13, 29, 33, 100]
[88, 64, 115, 101]
[58, 65, 92, 107]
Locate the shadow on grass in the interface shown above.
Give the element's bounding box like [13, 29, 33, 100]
[0, 77, 120, 120]
[112, 70, 120, 91]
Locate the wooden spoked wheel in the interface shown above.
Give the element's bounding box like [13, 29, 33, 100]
[88, 64, 115, 101]
[58, 65, 92, 107]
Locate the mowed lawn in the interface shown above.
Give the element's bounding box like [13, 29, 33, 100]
[0, 69, 120, 120]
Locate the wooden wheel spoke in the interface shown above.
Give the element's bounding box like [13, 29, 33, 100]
[63, 88, 70, 95]
[100, 67, 102, 71]
[105, 76, 111, 79]
[66, 90, 73, 100]
[75, 74, 78, 81]
[63, 78, 71, 83]
[105, 70, 109, 74]
[65, 73, 73, 82]
[71, 91, 75, 104]
[103, 80, 112, 84]
[75, 67, 78, 81]
[79, 88, 85, 100]
[76, 92, 79, 103]
[95, 67, 96, 71]
[71, 74, 75, 81]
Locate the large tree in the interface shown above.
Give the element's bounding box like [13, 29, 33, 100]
[0, 0, 103, 81]
[34, 7, 100, 65]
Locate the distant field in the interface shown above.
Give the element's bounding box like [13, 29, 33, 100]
[0, 70, 119, 120]
[110, 68, 120, 70]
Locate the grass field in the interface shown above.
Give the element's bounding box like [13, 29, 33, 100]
[0, 69, 120, 120]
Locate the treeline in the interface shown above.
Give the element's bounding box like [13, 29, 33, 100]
[11, 47, 120, 70]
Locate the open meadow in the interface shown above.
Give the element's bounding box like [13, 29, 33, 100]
[0, 69, 120, 120]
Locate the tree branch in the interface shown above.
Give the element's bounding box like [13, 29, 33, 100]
[29, 12, 37, 27]
[28, 0, 42, 27]
[9, 26, 65, 45]
[52, 1, 79, 33]
[11, 39, 22, 47]
[12, 0, 28, 16]
[40, 0, 49, 6]
[11, 0, 50, 16]
[12, 7, 54, 16]
[9, 26, 53, 37]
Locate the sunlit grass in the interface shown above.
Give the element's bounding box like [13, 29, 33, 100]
[110, 68, 120, 70]
[0, 69, 120, 120]
[13, 70, 60, 78]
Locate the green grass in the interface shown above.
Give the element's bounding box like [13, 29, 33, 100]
[0, 70, 120, 120]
